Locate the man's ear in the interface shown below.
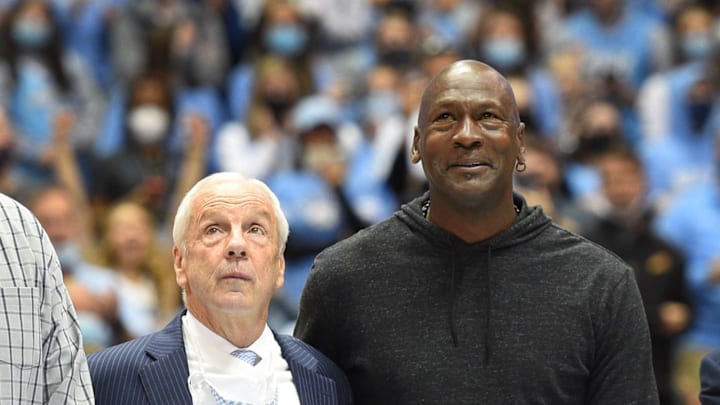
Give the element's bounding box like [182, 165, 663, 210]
[411, 127, 421, 164]
[173, 245, 187, 289]
[517, 122, 526, 148]
[275, 253, 285, 290]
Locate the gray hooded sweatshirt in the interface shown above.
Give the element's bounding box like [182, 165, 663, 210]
[295, 192, 658, 405]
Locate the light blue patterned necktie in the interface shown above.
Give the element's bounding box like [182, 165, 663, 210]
[231, 349, 262, 366]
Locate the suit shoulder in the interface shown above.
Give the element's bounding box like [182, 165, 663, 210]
[277, 334, 345, 377]
[88, 333, 154, 375]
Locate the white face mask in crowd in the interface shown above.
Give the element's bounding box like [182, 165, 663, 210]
[127, 104, 170, 145]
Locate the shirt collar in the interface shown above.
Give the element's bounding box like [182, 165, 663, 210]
[184, 311, 276, 370]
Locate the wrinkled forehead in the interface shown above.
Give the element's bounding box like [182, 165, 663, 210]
[193, 180, 272, 215]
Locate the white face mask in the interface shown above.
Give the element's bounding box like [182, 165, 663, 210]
[188, 370, 277, 405]
[127, 105, 170, 145]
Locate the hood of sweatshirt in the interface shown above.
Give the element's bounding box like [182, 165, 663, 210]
[394, 191, 553, 363]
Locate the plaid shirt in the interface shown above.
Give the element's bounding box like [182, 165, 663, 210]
[0, 193, 94, 404]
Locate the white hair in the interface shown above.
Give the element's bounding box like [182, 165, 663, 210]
[172, 172, 289, 252]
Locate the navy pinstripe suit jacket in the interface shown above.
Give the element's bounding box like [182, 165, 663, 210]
[88, 311, 353, 404]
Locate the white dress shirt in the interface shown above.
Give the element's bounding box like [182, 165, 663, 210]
[183, 312, 300, 405]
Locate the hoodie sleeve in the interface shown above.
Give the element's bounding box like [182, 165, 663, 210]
[586, 267, 659, 404]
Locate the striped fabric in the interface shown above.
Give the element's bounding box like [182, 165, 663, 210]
[0, 193, 94, 403]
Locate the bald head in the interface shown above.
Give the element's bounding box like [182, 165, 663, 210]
[417, 60, 520, 133]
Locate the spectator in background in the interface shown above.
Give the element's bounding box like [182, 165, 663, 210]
[96, 200, 180, 341]
[559, 96, 628, 212]
[100, 3, 227, 171]
[580, 146, 691, 405]
[638, 5, 718, 142]
[371, 3, 421, 73]
[654, 133, 720, 405]
[89, 72, 210, 234]
[108, 0, 229, 89]
[215, 55, 305, 180]
[669, 3, 717, 66]
[0, 0, 105, 190]
[225, 0, 315, 125]
[636, 24, 720, 211]
[417, 0, 482, 46]
[0, 192, 94, 403]
[28, 185, 120, 353]
[51, 0, 117, 89]
[298, 0, 374, 99]
[513, 135, 591, 233]
[266, 94, 394, 320]
[558, 0, 673, 146]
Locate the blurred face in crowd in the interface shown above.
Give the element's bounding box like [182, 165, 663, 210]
[32, 188, 80, 246]
[675, 5, 715, 61]
[412, 60, 525, 210]
[126, 76, 173, 146]
[515, 145, 562, 192]
[255, 57, 302, 124]
[11, 0, 53, 51]
[261, 1, 307, 57]
[375, 10, 418, 68]
[573, 100, 623, 160]
[104, 202, 154, 271]
[31, 188, 85, 272]
[173, 178, 285, 324]
[599, 152, 645, 211]
[478, 10, 527, 72]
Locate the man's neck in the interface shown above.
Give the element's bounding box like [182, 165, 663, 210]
[187, 307, 266, 348]
[427, 197, 518, 244]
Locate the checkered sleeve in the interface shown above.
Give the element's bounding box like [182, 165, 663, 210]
[0, 194, 94, 404]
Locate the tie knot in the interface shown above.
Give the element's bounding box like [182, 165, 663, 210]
[231, 349, 261, 366]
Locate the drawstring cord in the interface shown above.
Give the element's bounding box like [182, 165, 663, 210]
[449, 239, 459, 347]
[483, 245, 492, 365]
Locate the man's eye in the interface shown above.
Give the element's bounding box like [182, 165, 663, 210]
[481, 112, 496, 119]
[435, 112, 452, 121]
[206, 225, 221, 234]
[249, 225, 266, 235]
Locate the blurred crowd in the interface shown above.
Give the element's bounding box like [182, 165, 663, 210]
[0, 0, 719, 403]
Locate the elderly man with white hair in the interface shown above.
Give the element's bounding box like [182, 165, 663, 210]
[88, 172, 352, 405]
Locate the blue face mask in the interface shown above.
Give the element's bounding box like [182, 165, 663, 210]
[365, 90, 402, 122]
[688, 101, 712, 132]
[12, 19, 50, 49]
[482, 37, 526, 70]
[263, 24, 308, 57]
[681, 32, 711, 61]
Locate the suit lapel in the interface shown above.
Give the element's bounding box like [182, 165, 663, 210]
[277, 335, 338, 405]
[140, 312, 193, 404]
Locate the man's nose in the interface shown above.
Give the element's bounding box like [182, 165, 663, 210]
[452, 116, 483, 148]
[226, 229, 247, 258]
